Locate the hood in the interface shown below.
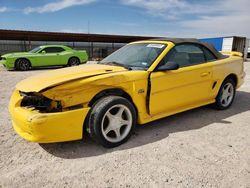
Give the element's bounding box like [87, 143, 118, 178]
[2, 52, 32, 58]
[16, 64, 127, 92]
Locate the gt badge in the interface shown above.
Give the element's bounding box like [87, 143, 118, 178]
[138, 89, 144, 94]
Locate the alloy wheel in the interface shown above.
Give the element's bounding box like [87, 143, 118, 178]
[69, 58, 79, 66]
[220, 82, 234, 107]
[19, 59, 30, 70]
[101, 104, 133, 143]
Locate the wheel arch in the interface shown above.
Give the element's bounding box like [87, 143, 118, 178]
[14, 57, 31, 68]
[224, 73, 238, 86]
[83, 88, 139, 137]
[215, 73, 238, 98]
[68, 56, 80, 63]
[88, 88, 138, 114]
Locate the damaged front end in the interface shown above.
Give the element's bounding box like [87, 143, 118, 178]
[19, 91, 62, 113]
[9, 89, 89, 143]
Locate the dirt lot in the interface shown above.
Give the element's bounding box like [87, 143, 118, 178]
[0, 63, 250, 188]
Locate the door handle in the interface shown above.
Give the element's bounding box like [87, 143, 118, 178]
[200, 72, 210, 77]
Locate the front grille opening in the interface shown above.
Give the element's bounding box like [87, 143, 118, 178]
[20, 91, 62, 113]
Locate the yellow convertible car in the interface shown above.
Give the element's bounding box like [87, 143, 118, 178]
[9, 38, 245, 147]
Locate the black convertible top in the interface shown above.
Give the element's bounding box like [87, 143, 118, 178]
[152, 38, 200, 44]
[151, 38, 226, 59]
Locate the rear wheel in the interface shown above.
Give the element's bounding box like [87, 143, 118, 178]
[68, 57, 80, 66]
[214, 79, 236, 110]
[87, 96, 136, 148]
[16, 59, 31, 71]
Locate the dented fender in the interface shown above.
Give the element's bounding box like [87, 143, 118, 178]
[42, 74, 128, 107]
[41, 70, 150, 123]
[14, 64, 153, 124]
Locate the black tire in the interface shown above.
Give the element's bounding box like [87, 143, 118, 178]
[214, 78, 236, 110]
[16, 58, 31, 71]
[87, 96, 136, 148]
[68, 57, 80, 66]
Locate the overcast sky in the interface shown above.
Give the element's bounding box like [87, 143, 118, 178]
[0, 0, 249, 38]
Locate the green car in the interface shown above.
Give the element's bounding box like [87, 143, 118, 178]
[0, 45, 88, 71]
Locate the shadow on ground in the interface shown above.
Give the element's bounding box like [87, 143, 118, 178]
[40, 90, 250, 159]
[9, 66, 64, 72]
[3, 61, 95, 72]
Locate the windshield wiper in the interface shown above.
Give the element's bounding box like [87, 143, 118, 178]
[100, 61, 132, 70]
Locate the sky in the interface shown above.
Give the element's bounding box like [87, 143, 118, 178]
[0, 0, 249, 38]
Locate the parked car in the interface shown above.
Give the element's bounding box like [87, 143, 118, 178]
[0, 45, 88, 70]
[9, 38, 245, 147]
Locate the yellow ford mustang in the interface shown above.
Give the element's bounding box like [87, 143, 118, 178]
[9, 38, 245, 148]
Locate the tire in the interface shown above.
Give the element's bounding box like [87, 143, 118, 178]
[87, 96, 136, 148]
[214, 78, 236, 110]
[68, 57, 80, 66]
[16, 59, 31, 71]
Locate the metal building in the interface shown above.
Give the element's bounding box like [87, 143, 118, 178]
[0, 29, 153, 60]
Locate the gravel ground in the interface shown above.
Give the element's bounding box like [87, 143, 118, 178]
[0, 63, 250, 188]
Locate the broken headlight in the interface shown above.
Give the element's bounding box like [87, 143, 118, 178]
[20, 91, 62, 113]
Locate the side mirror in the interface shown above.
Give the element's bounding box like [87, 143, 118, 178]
[41, 50, 46, 54]
[157, 61, 179, 71]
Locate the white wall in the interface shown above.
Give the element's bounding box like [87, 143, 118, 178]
[222, 37, 234, 52]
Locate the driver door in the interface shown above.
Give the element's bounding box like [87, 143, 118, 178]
[149, 43, 213, 115]
[35, 47, 63, 66]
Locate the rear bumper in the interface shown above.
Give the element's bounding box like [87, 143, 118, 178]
[9, 90, 90, 143]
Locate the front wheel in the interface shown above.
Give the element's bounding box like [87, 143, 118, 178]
[214, 78, 236, 110]
[16, 59, 31, 71]
[87, 96, 136, 148]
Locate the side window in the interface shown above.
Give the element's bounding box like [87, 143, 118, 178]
[164, 44, 206, 67]
[54, 47, 65, 53]
[43, 47, 65, 53]
[203, 47, 217, 62]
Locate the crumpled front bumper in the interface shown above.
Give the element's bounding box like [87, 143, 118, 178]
[9, 90, 90, 143]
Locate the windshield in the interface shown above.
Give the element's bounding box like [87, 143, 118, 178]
[29, 47, 41, 53]
[100, 43, 166, 69]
